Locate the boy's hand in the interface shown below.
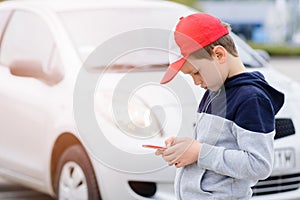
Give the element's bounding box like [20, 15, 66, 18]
[155, 136, 175, 156]
[162, 137, 202, 168]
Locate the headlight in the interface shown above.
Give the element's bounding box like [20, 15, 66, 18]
[95, 91, 162, 139]
[94, 81, 183, 154]
[115, 94, 162, 139]
[128, 96, 152, 128]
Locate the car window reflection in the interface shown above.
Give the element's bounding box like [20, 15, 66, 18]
[87, 63, 169, 73]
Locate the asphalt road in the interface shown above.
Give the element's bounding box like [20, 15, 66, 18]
[269, 57, 300, 83]
[0, 178, 54, 200]
[0, 56, 298, 200]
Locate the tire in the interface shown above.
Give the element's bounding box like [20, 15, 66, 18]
[54, 144, 101, 200]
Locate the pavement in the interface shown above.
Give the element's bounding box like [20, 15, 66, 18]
[269, 56, 300, 83]
[0, 177, 54, 200]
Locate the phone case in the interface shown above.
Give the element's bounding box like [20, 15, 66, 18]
[142, 144, 167, 150]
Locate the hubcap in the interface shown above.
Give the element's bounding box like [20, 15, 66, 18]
[58, 161, 88, 200]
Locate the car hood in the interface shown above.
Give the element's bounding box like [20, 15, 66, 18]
[248, 66, 300, 102]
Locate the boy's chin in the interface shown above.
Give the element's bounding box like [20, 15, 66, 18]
[208, 85, 222, 91]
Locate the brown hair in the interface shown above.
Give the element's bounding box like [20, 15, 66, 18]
[190, 22, 238, 60]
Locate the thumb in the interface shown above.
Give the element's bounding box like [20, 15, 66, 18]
[165, 136, 175, 148]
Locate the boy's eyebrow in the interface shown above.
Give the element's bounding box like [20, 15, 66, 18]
[180, 63, 199, 74]
[181, 68, 198, 74]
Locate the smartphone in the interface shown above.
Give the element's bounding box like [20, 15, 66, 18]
[142, 144, 167, 150]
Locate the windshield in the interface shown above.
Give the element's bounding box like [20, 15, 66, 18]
[231, 33, 266, 68]
[59, 8, 193, 62]
[59, 9, 266, 69]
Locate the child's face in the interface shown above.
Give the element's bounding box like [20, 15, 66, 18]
[180, 56, 226, 91]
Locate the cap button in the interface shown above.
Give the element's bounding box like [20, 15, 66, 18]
[179, 16, 184, 20]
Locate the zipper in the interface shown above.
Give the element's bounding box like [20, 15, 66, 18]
[194, 88, 221, 140]
[177, 89, 222, 199]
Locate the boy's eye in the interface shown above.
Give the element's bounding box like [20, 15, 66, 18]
[193, 71, 199, 75]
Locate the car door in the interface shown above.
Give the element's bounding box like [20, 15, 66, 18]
[0, 10, 63, 181]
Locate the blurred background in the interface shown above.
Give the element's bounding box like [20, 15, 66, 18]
[172, 0, 300, 57]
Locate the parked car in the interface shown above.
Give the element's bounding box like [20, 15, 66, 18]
[0, 0, 299, 200]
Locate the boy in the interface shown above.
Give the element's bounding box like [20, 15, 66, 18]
[155, 13, 284, 199]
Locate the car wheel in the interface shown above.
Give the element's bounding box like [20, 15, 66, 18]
[54, 144, 101, 200]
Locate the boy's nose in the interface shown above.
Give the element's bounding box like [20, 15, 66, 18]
[193, 78, 202, 86]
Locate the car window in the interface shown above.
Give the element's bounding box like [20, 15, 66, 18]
[0, 10, 12, 54]
[0, 10, 55, 76]
[231, 33, 266, 68]
[59, 8, 195, 62]
[59, 9, 265, 69]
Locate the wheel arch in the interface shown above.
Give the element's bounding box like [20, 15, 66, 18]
[50, 132, 88, 193]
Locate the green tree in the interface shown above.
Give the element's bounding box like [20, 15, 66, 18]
[168, 0, 199, 9]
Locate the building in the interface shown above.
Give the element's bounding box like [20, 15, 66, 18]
[198, 0, 293, 44]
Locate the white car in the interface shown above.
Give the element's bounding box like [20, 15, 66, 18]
[0, 1, 299, 200]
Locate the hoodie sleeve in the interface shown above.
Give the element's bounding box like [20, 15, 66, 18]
[197, 95, 275, 180]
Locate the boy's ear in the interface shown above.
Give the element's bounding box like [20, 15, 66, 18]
[213, 45, 226, 64]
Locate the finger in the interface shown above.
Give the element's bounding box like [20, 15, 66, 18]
[168, 160, 177, 166]
[163, 142, 181, 156]
[170, 161, 181, 168]
[162, 147, 176, 156]
[163, 153, 177, 163]
[165, 136, 175, 147]
[173, 137, 187, 144]
[170, 158, 180, 166]
[155, 149, 164, 156]
[168, 152, 183, 166]
[175, 162, 182, 168]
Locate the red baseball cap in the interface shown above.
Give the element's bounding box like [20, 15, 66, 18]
[160, 13, 229, 84]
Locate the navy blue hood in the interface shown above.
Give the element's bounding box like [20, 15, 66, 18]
[199, 71, 285, 133]
[224, 71, 284, 114]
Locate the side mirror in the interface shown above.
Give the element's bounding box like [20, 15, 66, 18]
[255, 49, 271, 63]
[10, 60, 44, 78]
[9, 60, 63, 85]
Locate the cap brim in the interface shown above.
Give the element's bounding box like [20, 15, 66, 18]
[160, 58, 186, 84]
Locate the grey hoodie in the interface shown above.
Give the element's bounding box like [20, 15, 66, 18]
[174, 72, 284, 200]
